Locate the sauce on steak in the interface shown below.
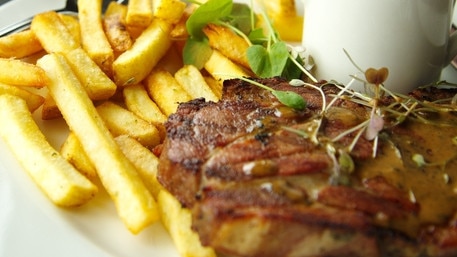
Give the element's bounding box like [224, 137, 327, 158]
[157, 77, 457, 257]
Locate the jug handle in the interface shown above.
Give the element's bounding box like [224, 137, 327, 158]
[446, 29, 457, 63]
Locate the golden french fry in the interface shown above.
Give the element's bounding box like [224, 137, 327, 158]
[97, 101, 161, 147]
[255, 0, 303, 42]
[122, 83, 167, 139]
[113, 19, 172, 86]
[32, 12, 116, 100]
[204, 49, 250, 86]
[145, 68, 191, 116]
[0, 82, 44, 112]
[0, 58, 48, 87]
[65, 48, 117, 100]
[0, 94, 97, 206]
[156, 44, 184, 75]
[60, 132, 97, 179]
[204, 75, 222, 100]
[78, 0, 114, 76]
[41, 92, 62, 120]
[158, 189, 217, 257]
[103, 1, 133, 54]
[31, 11, 80, 53]
[37, 53, 158, 233]
[203, 23, 250, 68]
[59, 14, 81, 45]
[0, 30, 43, 58]
[153, 0, 186, 24]
[126, 0, 153, 28]
[114, 135, 161, 198]
[175, 65, 219, 102]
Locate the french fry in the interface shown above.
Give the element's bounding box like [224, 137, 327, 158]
[59, 14, 81, 45]
[175, 65, 219, 102]
[0, 82, 44, 112]
[0, 94, 97, 206]
[0, 58, 48, 87]
[255, 0, 303, 42]
[156, 44, 184, 75]
[64, 48, 117, 100]
[96, 101, 161, 147]
[0, 30, 42, 58]
[32, 12, 116, 100]
[61, 132, 97, 179]
[204, 75, 222, 100]
[78, 0, 114, 76]
[41, 92, 62, 120]
[113, 19, 172, 86]
[37, 53, 158, 233]
[31, 11, 80, 53]
[158, 189, 217, 257]
[203, 23, 250, 68]
[103, 1, 133, 54]
[204, 49, 250, 86]
[122, 83, 167, 139]
[153, 0, 187, 24]
[126, 0, 153, 28]
[114, 135, 161, 198]
[145, 68, 192, 116]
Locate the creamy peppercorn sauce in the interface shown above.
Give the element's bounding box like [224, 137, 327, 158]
[357, 111, 457, 237]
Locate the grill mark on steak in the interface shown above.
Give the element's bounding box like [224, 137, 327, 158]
[157, 77, 457, 257]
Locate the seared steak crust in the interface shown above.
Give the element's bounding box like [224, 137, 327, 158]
[158, 77, 457, 257]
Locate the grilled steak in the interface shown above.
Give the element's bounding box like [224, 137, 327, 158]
[157, 77, 457, 257]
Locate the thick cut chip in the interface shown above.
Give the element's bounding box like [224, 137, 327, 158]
[153, 0, 186, 24]
[0, 94, 97, 206]
[60, 132, 97, 179]
[0, 82, 44, 112]
[103, 1, 133, 54]
[145, 68, 191, 116]
[204, 49, 250, 86]
[175, 65, 219, 102]
[37, 53, 158, 233]
[113, 19, 172, 86]
[0, 30, 43, 58]
[64, 48, 117, 100]
[158, 189, 217, 257]
[126, 0, 153, 28]
[122, 83, 167, 139]
[0, 58, 48, 87]
[31, 11, 80, 53]
[41, 92, 62, 120]
[78, 0, 114, 76]
[96, 101, 161, 147]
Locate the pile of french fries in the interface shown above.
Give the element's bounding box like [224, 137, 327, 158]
[0, 0, 302, 256]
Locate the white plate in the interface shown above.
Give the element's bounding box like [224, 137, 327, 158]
[1, 1, 457, 257]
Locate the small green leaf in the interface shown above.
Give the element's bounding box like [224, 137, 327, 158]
[223, 3, 252, 35]
[248, 28, 267, 44]
[247, 41, 289, 78]
[186, 0, 233, 40]
[272, 90, 307, 110]
[183, 38, 213, 69]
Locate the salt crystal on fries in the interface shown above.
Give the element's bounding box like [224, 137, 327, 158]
[113, 18, 173, 86]
[0, 94, 97, 206]
[96, 101, 161, 148]
[37, 53, 158, 233]
[78, 0, 114, 76]
[0, 82, 44, 112]
[0, 58, 48, 87]
[0, 30, 42, 58]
